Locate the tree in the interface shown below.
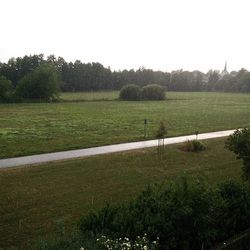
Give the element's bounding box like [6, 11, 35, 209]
[16, 64, 60, 101]
[237, 70, 250, 92]
[225, 128, 250, 180]
[206, 70, 220, 91]
[0, 76, 13, 102]
[156, 121, 168, 155]
[0, 54, 44, 87]
[3, 54, 250, 93]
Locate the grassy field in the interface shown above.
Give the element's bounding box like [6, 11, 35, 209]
[0, 92, 250, 159]
[0, 137, 243, 249]
[61, 91, 119, 101]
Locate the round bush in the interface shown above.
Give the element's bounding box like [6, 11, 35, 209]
[180, 140, 205, 152]
[119, 84, 141, 101]
[142, 84, 166, 100]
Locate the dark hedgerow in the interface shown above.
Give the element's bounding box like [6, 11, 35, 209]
[119, 84, 141, 101]
[142, 84, 166, 100]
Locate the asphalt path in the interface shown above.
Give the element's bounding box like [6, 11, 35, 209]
[0, 129, 235, 169]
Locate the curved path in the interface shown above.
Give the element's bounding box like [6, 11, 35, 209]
[0, 129, 236, 169]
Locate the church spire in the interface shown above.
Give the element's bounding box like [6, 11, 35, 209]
[221, 61, 228, 77]
[224, 61, 227, 72]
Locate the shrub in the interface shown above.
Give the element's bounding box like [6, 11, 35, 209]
[40, 178, 250, 249]
[78, 177, 250, 250]
[225, 128, 250, 180]
[119, 84, 166, 101]
[119, 84, 141, 101]
[142, 84, 166, 100]
[179, 140, 205, 152]
[214, 181, 250, 241]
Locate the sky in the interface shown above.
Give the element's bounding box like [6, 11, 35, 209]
[1, 0, 250, 72]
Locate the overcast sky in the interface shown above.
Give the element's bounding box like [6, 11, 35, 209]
[1, 0, 250, 72]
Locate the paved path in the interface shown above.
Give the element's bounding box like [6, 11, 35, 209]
[0, 129, 236, 169]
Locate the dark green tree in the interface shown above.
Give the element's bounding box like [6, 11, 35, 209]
[0, 76, 13, 101]
[225, 128, 250, 180]
[237, 70, 250, 92]
[207, 70, 220, 91]
[16, 64, 60, 101]
[0, 54, 44, 86]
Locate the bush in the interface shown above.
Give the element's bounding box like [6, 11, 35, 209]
[119, 84, 166, 101]
[179, 140, 205, 152]
[142, 84, 166, 100]
[0, 76, 13, 102]
[214, 181, 250, 241]
[77, 177, 250, 250]
[39, 178, 250, 249]
[119, 84, 141, 101]
[16, 64, 60, 101]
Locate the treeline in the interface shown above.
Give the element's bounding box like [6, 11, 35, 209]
[1, 54, 250, 93]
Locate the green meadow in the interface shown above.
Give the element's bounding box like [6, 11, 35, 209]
[0, 137, 243, 249]
[61, 91, 119, 102]
[0, 92, 250, 159]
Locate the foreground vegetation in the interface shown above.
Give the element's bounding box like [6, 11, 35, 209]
[0, 138, 243, 249]
[1, 92, 250, 158]
[74, 178, 250, 250]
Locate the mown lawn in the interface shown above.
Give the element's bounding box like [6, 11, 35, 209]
[0, 92, 250, 158]
[0, 137, 243, 249]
